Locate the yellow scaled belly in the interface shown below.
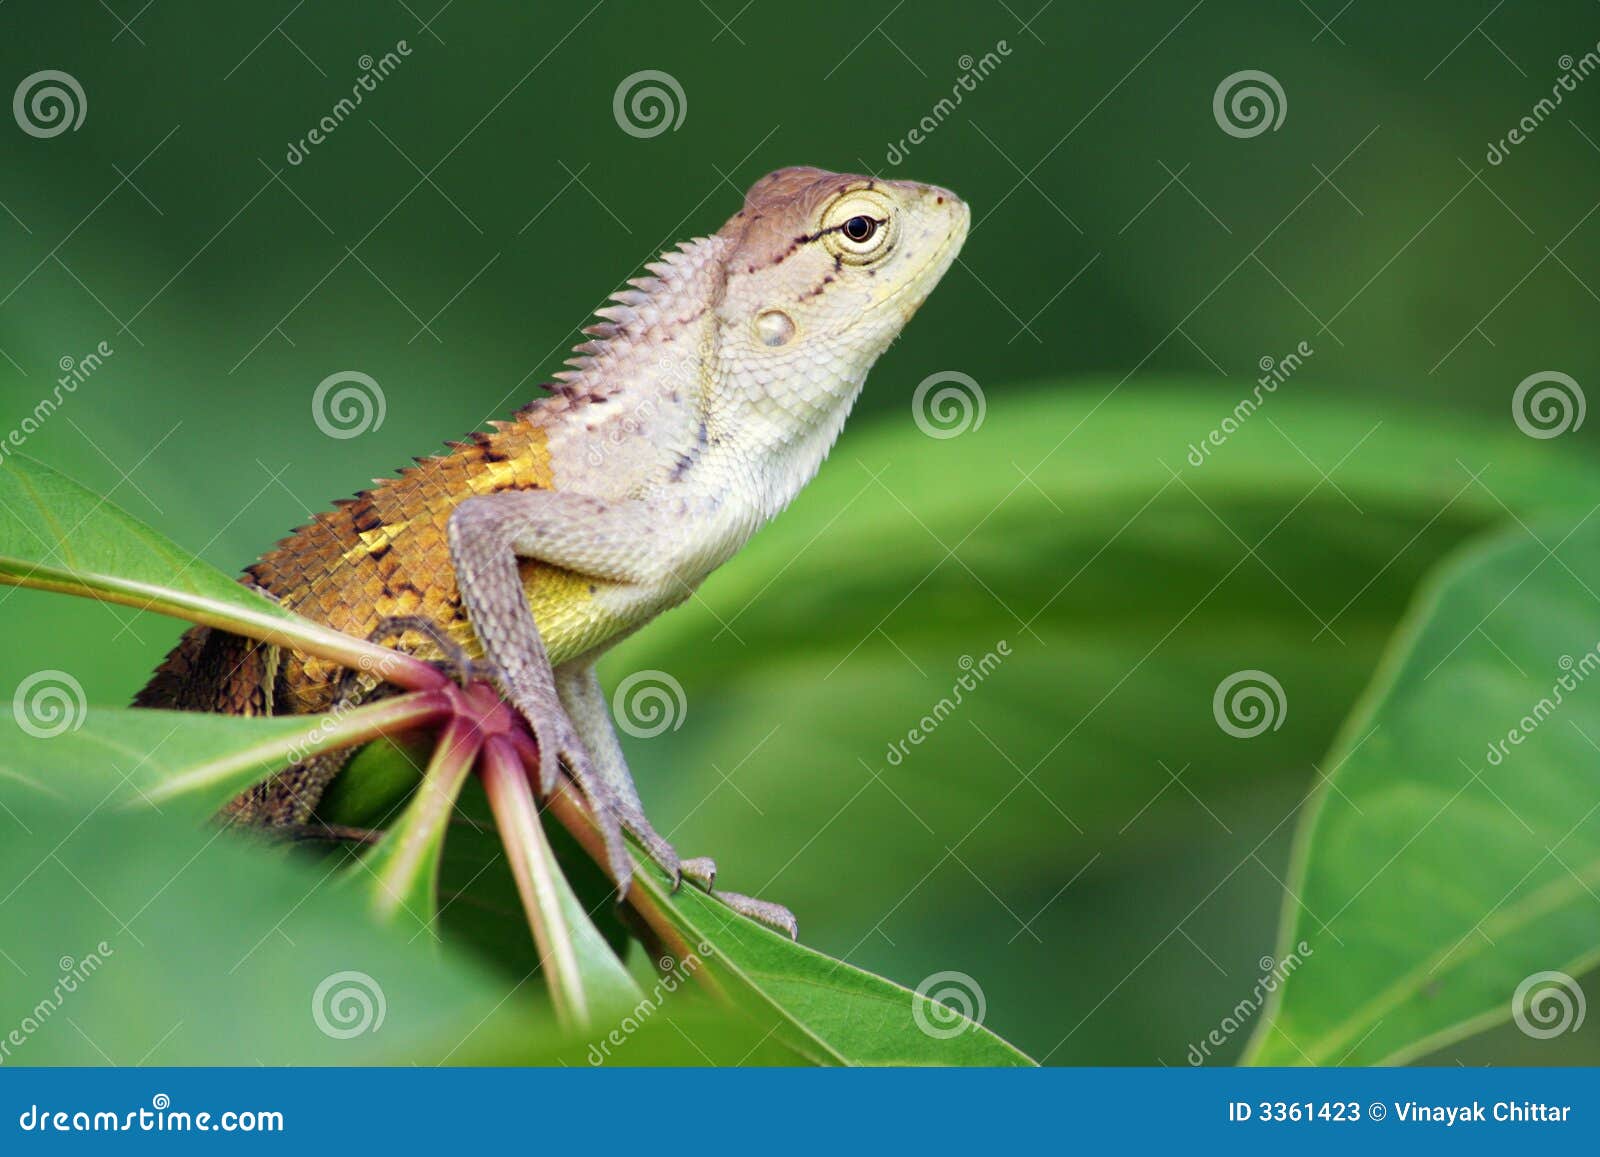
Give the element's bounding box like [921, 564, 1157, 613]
[517, 559, 621, 667]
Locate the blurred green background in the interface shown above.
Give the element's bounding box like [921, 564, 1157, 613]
[3, 1, 1598, 1064]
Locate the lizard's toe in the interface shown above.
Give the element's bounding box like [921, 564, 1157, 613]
[528, 712, 636, 896]
[592, 803, 634, 898]
[679, 856, 717, 891]
[712, 889, 798, 940]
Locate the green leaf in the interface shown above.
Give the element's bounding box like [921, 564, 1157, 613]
[615, 388, 1600, 898]
[600, 384, 1600, 1060]
[639, 863, 1033, 1065]
[537, 787, 1032, 1065]
[0, 696, 445, 818]
[0, 721, 794, 1065]
[0, 801, 553, 1064]
[1245, 516, 1600, 1065]
[0, 455, 437, 686]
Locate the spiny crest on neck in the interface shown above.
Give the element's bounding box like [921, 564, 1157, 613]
[547, 235, 724, 400]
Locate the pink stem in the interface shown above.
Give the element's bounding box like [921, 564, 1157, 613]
[480, 737, 590, 1027]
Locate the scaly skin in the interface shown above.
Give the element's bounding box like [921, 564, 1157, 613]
[137, 166, 970, 934]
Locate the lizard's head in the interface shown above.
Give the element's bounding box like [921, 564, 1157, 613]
[713, 166, 969, 410]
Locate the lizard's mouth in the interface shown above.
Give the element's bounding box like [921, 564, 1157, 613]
[868, 199, 970, 321]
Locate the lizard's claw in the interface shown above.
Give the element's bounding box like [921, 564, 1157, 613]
[529, 704, 585, 798]
[361, 615, 484, 690]
[712, 890, 799, 940]
[678, 856, 717, 891]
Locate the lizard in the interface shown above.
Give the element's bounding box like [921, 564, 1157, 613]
[135, 165, 970, 936]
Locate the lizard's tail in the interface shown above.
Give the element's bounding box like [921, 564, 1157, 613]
[133, 624, 273, 716]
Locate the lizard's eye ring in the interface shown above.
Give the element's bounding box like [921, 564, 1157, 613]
[842, 215, 877, 243]
[820, 192, 895, 263]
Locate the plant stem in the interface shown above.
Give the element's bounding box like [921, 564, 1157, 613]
[145, 690, 452, 806]
[0, 570, 446, 692]
[367, 714, 480, 926]
[480, 737, 593, 1030]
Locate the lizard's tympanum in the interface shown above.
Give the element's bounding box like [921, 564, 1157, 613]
[137, 166, 969, 935]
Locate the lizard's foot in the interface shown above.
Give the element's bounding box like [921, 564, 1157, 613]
[679, 856, 717, 890]
[516, 692, 636, 895]
[616, 821, 798, 938]
[361, 615, 489, 689]
[604, 805, 797, 937]
[711, 889, 799, 940]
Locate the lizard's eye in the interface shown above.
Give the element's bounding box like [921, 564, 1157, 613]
[842, 215, 877, 243]
[820, 192, 895, 264]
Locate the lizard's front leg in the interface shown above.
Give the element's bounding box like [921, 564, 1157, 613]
[447, 490, 643, 892]
[448, 490, 797, 935]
